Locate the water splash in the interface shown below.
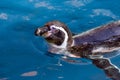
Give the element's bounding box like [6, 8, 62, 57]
[64, 0, 93, 8]
[90, 9, 119, 19]
[0, 13, 8, 20]
[34, 1, 55, 9]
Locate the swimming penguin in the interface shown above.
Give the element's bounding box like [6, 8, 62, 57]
[35, 20, 120, 80]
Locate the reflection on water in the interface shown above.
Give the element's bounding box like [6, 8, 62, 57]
[21, 71, 38, 77]
[0, 0, 120, 80]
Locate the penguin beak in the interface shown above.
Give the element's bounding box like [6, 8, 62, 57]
[35, 27, 51, 37]
[35, 28, 41, 36]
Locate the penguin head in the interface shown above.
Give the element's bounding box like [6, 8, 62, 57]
[35, 21, 73, 49]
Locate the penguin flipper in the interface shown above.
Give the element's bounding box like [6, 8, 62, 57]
[91, 57, 120, 80]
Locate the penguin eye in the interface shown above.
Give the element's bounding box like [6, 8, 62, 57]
[50, 26, 56, 30]
[50, 26, 59, 33]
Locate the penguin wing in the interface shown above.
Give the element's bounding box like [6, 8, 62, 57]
[73, 20, 120, 44]
[91, 57, 120, 80]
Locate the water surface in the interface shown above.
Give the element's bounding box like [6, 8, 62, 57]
[0, 0, 120, 80]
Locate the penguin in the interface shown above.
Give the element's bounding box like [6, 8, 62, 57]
[35, 20, 120, 80]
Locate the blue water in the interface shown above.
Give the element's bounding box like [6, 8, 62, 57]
[0, 0, 120, 80]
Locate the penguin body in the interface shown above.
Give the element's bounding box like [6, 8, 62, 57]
[35, 20, 120, 58]
[35, 20, 120, 80]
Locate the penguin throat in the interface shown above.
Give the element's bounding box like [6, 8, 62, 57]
[50, 25, 69, 49]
